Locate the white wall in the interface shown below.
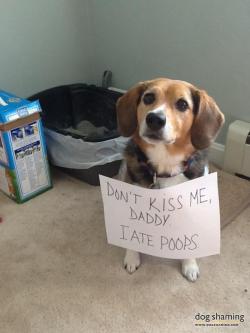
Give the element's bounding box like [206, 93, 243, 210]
[89, 0, 250, 144]
[1, 1, 250, 144]
[0, 0, 93, 97]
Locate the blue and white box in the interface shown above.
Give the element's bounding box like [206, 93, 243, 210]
[0, 90, 52, 203]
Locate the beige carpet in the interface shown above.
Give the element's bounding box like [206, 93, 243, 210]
[209, 165, 250, 228]
[0, 168, 249, 332]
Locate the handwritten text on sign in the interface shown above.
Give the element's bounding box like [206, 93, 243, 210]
[99, 173, 220, 259]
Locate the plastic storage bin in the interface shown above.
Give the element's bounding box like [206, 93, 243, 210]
[29, 84, 126, 185]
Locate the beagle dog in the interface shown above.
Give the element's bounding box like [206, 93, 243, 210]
[116, 78, 224, 282]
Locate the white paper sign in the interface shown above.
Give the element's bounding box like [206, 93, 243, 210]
[99, 173, 220, 259]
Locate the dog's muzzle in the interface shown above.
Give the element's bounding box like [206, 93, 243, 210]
[146, 111, 166, 131]
[140, 106, 174, 143]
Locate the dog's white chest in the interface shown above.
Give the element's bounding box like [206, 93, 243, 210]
[156, 173, 188, 188]
[147, 144, 185, 176]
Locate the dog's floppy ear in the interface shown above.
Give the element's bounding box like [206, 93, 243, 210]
[191, 89, 224, 149]
[116, 82, 147, 137]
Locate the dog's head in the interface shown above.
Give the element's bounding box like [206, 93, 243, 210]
[116, 78, 224, 150]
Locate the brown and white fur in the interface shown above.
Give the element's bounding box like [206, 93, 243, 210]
[116, 78, 224, 282]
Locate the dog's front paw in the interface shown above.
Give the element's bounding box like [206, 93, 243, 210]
[182, 259, 200, 282]
[124, 250, 140, 274]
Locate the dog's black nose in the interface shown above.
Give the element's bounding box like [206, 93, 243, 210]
[146, 112, 166, 131]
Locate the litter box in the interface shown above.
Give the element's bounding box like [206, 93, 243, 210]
[29, 84, 127, 185]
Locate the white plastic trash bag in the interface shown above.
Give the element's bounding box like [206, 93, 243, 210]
[44, 128, 128, 169]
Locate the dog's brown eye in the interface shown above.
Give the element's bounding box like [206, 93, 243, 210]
[143, 92, 155, 105]
[175, 98, 188, 112]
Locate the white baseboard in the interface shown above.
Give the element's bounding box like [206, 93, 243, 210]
[208, 142, 225, 168]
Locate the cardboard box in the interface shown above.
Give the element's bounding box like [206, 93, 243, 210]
[0, 90, 52, 203]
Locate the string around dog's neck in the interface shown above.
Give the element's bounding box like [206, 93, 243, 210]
[133, 141, 195, 185]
